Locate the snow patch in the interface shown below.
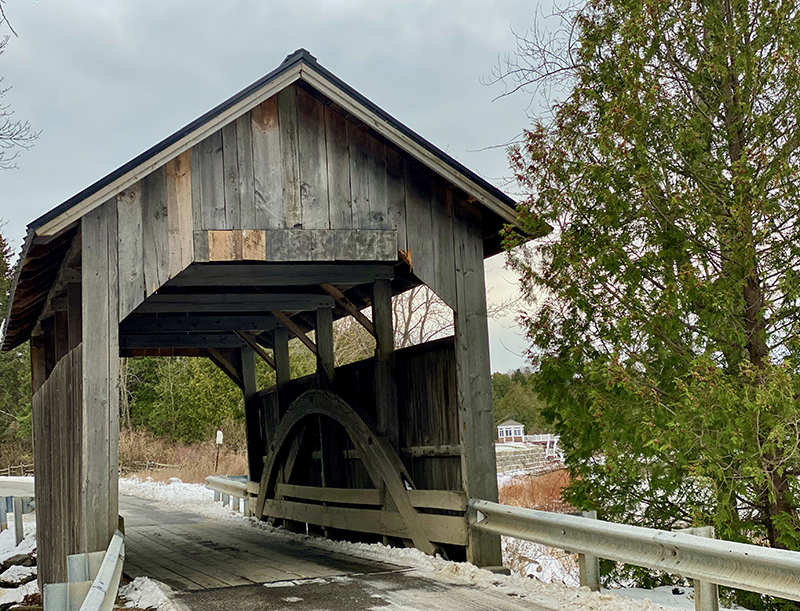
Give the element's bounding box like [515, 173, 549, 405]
[119, 576, 181, 610]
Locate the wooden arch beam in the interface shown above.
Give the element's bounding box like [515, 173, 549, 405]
[255, 390, 436, 556]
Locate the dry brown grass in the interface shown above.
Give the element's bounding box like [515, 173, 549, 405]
[0, 436, 33, 470]
[119, 428, 248, 484]
[498, 469, 573, 513]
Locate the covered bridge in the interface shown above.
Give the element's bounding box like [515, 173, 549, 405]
[2, 49, 536, 586]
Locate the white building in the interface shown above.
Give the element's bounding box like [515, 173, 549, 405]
[496, 419, 525, 443]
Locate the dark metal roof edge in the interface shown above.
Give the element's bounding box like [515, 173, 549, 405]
[29, 48, 517, 233]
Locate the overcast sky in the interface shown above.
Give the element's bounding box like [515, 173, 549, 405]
[0, 0, 551, 373]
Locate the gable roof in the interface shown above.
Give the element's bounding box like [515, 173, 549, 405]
[30, 48, 520, 238]
[3, 49, 529, 352]
[497, 419, 524, 428]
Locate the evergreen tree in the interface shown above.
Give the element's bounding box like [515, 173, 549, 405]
[505, 0, 800, 606]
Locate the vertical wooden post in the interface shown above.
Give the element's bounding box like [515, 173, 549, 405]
[274, 326, 291, 418]
[315, 307, 335, 389]
[240, 345, 263, 483]
[54, 311, 69, 362]
[42, 317, 56, 377]
[81, 199, 120, 554]
[30, 337, 46, 395]
[372, 279, 399, 449]
[452, 202, 502, 568]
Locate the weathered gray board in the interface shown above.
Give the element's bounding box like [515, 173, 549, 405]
[111, 84, 481, 308]
[82, 199, 121, 554]
[32, 344, 83, 585]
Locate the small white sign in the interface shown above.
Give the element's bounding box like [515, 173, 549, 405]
[216, 430, 224, 445]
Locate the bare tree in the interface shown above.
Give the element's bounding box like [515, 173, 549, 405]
[0, 5, 38, 171]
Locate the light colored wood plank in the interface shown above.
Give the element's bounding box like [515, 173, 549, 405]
[242, 229, 266, 260]
[297, 87, 329, 230]
[325, 106, 352, 229]
[311, 228, 336, 261]
[208, 229, 243, 261]
[236, 113, 256, 228]
[252, 96, 284, 229]
[116, 182, 145, 320]
[278, 86, 301, 228]
[165, 150, 194, 279]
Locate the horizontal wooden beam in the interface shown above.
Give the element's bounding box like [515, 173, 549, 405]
[275, 483, 467, 512]
[120, 314, 280, 334]
[120, 348, 205, 358]
[119, 333, 244, 349]
[200, 229, 398, 263]
[135, 293, 334, 314]
[400, 444, 462, 458]
[261, 498, 467, 546]
[321, 283, 375, 337]
[168, 263, 394, 288]
[271, 310, 317, 356]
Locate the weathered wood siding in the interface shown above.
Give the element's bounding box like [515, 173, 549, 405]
[32, 344, 83, 585]
[257, 337, 460, 492]
[82, 200, 120, 554]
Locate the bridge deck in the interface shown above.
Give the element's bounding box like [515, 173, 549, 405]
[119, 495, 552, 610]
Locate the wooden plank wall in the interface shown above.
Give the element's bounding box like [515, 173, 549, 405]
[257, 337, 460, 492]
[32, 344, 83, 585]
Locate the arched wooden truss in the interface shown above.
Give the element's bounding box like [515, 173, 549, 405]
[254, 390, 468, 555]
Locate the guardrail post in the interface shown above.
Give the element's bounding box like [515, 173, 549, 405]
[222, 494, 230, 507]
[0, 497, 6, 532]
[13, 497, 23, 546]
[577, 511, 601, 592]
[678, 526, 719, 611]
[232, 496, 240, 512]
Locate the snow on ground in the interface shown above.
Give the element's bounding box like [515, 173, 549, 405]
[119, 476, 725, 611]
[0, 564, 36, 583]
[0, 517, 38, 606]
[120, 576, 180, 610]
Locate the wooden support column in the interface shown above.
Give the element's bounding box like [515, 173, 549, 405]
[81, 199, 120, 554]
[315, 307, 335, 389]
[240, 345, 263, 483]
[54, 311, 69, 362]
[274, 326, 291, 418]
[372, 279, 399, 449]
[452, 202, 502, 568]
[30, 337, 46, 395]
[42, 317, 56, 377]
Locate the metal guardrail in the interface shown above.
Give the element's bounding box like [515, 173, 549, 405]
[205, 475, 251, 515]
[0, 476, 35, 546]
[469, 499, 800, 606]
[44, 529, 125, 611]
